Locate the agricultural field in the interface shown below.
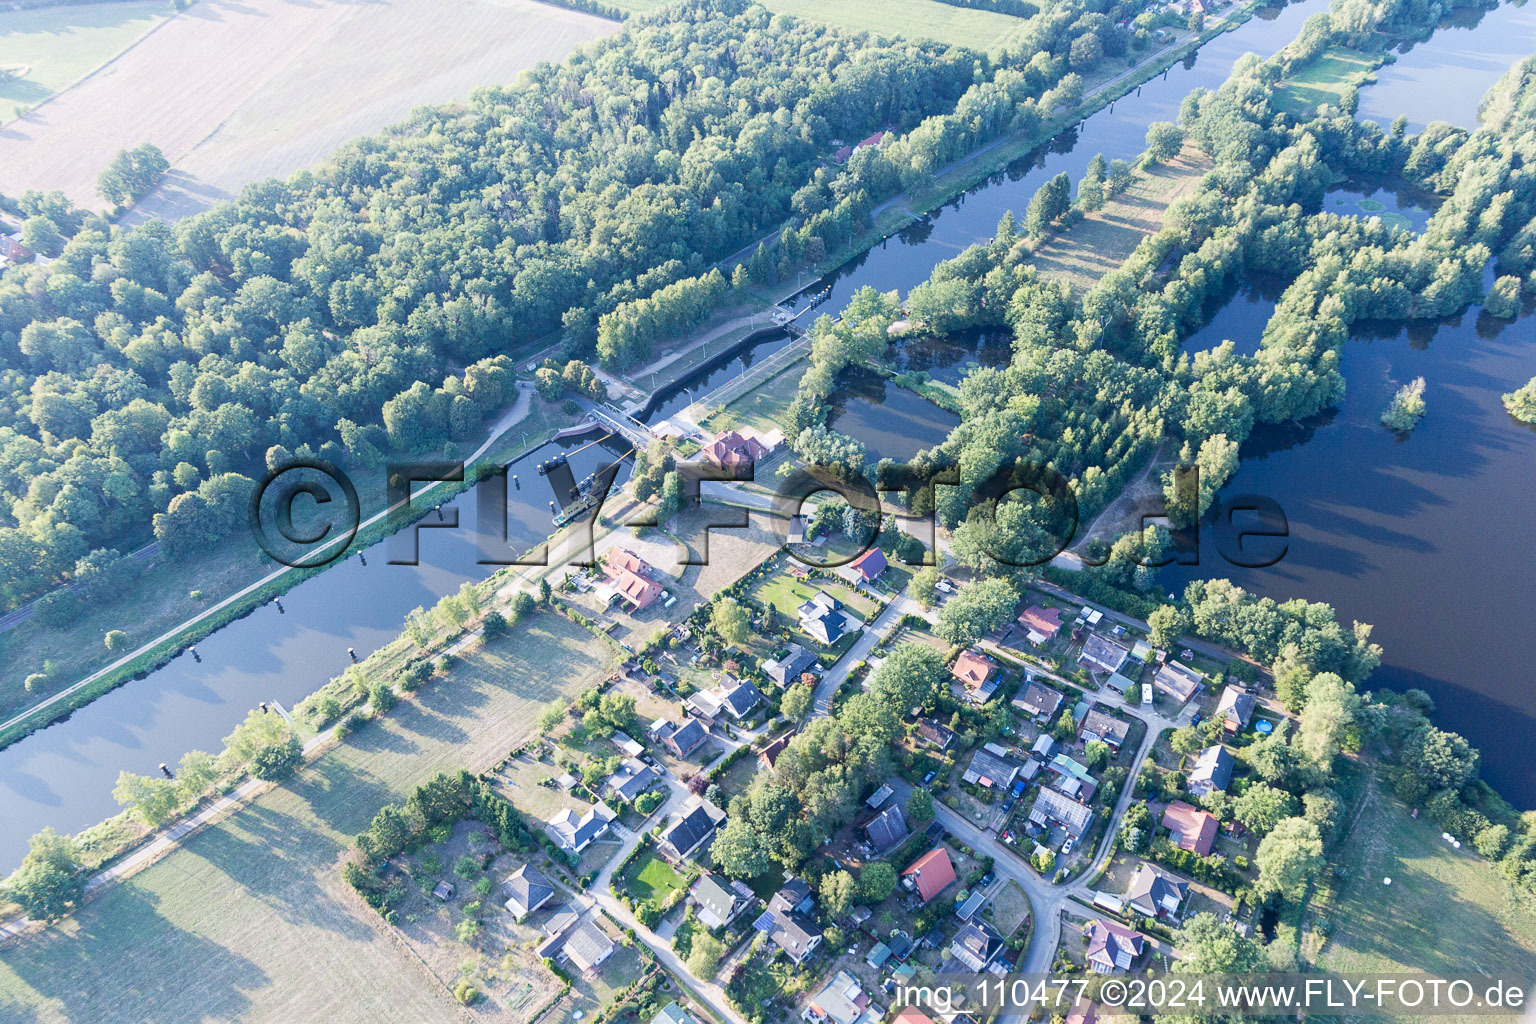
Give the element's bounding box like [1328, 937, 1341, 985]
[608, 0, 1036, 48]
[1027, 146, 1213, 295]
[0, 0, 616, 218]
[1272, 45, 1380, 118]
[1309, 782, 1536, 978]
[0, 0, 169, 121]
[0, 614, 618, 1024]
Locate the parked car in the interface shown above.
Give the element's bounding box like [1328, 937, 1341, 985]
[1190, 712, 1203, 726]
[980, 871, 995, 888]
[1062, 836, 1075, 855]
[922, 770, 937, 785]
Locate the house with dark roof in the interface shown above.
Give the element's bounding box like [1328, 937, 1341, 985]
[753, 877, 821, 963]
[759, 731, 794, 771]
[1153, 660, 1203, 704]
[949, 920, 1005, 972]
[962, 743, 1020, 790]
[1017, 605, 1065, 645]
[798, 591, 851, 646]
[546, 803, 617, 854]
[1124, 862, 1189, 919]
[501, 864, 555, 920]
[662, 718, 707, 758]
[902, 847, 956, 903]
[659, 801, 726, 861]
[1085, 919, 1145, 973]
[1078, 707, 1131, 752]
[864, 803, 908, 855]
[653, 1002, 704, 1024]
[719, 678, 763, 719]
[1028, 788, 1095, 838]
[916, 719, 955, 751]
[691, 873, 755, 929]
[1013, 680, 1064, 720]
[1079, 633, 1130, 676]
[844, 547, 888, 584]
[604, 757, 661, 804]
[1187, 744, 1234, 797]
[763, 644, 817, 687]
[1162, 800, 1219, 855]
[1215, 686, 1257, 734]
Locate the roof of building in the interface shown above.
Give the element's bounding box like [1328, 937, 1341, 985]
[962, 744, 1020, 789]
[754, 895, 821, 960]
[903, 847, 956, 903]
[607, 548, 650, 576]
[547, 802, 617, 850]
[809, 970, 870, 1024]
[614, 568, 663, 609]
[763, 644, 817, 685]
[865, 803, 909, 854]
[692, 873, 747, 926]
[867, 783, 893, 809]
[798, 594, 849, 644]
[848, 547, 888, 580]
[610, 730, 645, 758]
[951, 649, 995, 689]
[1028, 787, 1095, 837]
[605, 757, 660, 803]
[1124, 862, 1189, 916]
[1079, 633, 1131, 676]
[720, 679, 763, 718]
[1017, 605, 1065, 638]
[1188, 744, 1235, 792]
[1049, 753, 1093, 782]
[1215, 686, 1257, 729]
[502, 864, 555, 917]
[653, 1002, 704, 1024]
[1154, 660, 1203, 702]
[1079, 707, 1132, 748]
[1162, 800, 1219, 855]
[1086, 918, 1145, 971]
[759, 731, 794, 769]
[563, 920, 615, 971]
[917, 719, 955, 749]
[1032, 733, 1058, 758]
[708, 430, 770, 467]
[955, 888, 988, 921]
[950, 920, 1005, 971]
[665, 718, 707, 755]
[661, 802, 725, 858]
[1014, 680, 1065, 717]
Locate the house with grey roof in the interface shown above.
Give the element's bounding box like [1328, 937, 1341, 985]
[1028, 787, 1095, 838]
[545, 802, 617, 854]
[604, 757, 661, 804]
[662, 717, 707, 758]
[753, 877, 821, 963]
[1124, 862, 1189, 919]
[691, 873, 755, 929]
[949, 920, 1005, 972]
[1154, 660, 1203, 703]
[653, 1002, 703, 1024]
[763, 644, 817, 687]
[1187, 744, 1234, 796]
[1014, 679, 1065, 720]
[1078, 707, 1131, 752]
[658, 801, 726, 861]
[863, 803, 908, 855]
[1078, 633, 1130, 677]
[1215, 686, 1257, 734]
[962, 743, 1020, 789]
[501, 864, 555, 920]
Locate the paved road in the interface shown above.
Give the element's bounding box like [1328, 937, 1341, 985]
[812, 590, 918, 714]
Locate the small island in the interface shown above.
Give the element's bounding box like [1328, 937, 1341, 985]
[1381, 376, 1427, 431]
[1503, 377, 1536, 424]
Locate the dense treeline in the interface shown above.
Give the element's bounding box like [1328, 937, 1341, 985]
[0, 0, 1000, 607]
[935, 0, 1039, 16]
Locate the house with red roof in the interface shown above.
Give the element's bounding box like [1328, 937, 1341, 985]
[1161, 801, 1218, 856]
[901, 847, 956, 903]
[607, 548, 650, 577]
[706, 430, 770, 470]
[950, 648, 998, 702]
[612, 569, 663, 610]
[1017, 605, 1065, 645]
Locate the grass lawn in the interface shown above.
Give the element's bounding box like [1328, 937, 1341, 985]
[749, 572, 875, 624]
[1027, 145, 1212, 295]
[714, 359, 804, 437]
[606, 0, 1033, 47]
[0, 613, 618, 1024]
[1309, 778, 1536, 978]
[1273, 45, 1380, 118]
[0, 0, 169, 119]
[623, 849, 688, 905]
[987, 880, 1032, 937]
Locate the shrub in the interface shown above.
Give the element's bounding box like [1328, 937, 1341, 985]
[250, 736, 302, 780]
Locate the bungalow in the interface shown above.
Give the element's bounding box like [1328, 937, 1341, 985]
[1153, 661, 1203, 704]
[604, 758, 661, 804]
[1079, 634, 1130, 677]
[962, 743, 1020, 790]
[691, 873, 755, 929]
[659, 801, 726, 861]
[798, 591, 851, 646]
[1123, 862, 1189, 920]
[951, 649, 997, 695]
[546, 803, 617, 854]
[1215, 686, 1257, 734]
[753, 877, 822, 963]
[706, 429, 770, 470]
[1187, 744, 1234, 797]
[902, 847, 956, 903]
[844, 547, 888, 584]
[1078, 708, 1131, 753]
[1162, 801, 1219, 856]
[1027, 787, 1095, 839]
[916, 718, 955, 751]
[864, 803, 909, 855]
[1085, 919, 1145, 974]
[949, 920, 1005, 972]
[954, 888, 988, 922]
[764, 644, 817, 687]
[662, 718, 707, 758]
[1017, 605, 1065, 645]
[805, 970, 875, 1024]
[1013, 680, 1065, 720]
[563, 919, 616, 972]
[654, 1003, 705, 1024]
[502, 864, 555, 920]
